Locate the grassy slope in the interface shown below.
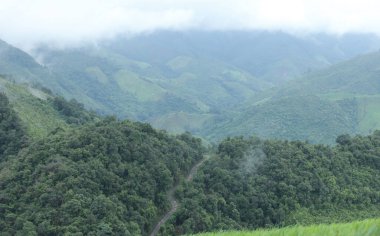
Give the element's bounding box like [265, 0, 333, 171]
[293, 52, 380, 136]
[192, 218, 380, 236]
[203, 95, 358, 144]
[0, 77, 68, 139]
[203, 51, 380, 144]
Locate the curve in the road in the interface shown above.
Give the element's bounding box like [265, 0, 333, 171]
[149, 155, 209, 236]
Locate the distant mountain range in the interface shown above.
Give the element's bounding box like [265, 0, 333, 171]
[1, 31, 380, 143]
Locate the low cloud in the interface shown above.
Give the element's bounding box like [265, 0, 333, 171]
[1, 0, 380, 51]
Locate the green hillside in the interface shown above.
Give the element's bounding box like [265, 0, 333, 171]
[0, 76, 97, 139]
[192, 218, 380, 236]
[0, 76, 68, 138]
[0, 92, 26, 159]
[1, 33, 380, 142]
[1, 80, 379, 236]
[159, 133, 380, 235]
[286, 51, 380, 135]
[35, 46, 267, 125]
[203, 51, 380, 143]
[1, 32, 378, 135]
[0, 100, 205, 235]
[203, 95, 358, 143]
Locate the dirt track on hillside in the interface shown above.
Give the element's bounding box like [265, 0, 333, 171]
[149, 155, 209, 236]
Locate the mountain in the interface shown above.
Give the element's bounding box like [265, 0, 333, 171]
[1, 31, 380, 139]
[99, 31, 380, 84]
[1, 31, 376, 134]
[202, 50, 380, 143]
[33, 39, 270, 131]
[0, 40, 65, 92]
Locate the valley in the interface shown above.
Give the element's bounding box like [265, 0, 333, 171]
[2, 32, 380, 143]
[1, 30, 380, 236]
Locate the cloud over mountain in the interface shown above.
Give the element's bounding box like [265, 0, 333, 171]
[1, 0, 380, 50]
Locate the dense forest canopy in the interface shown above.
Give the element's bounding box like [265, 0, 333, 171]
[160, 133, 380, 235]
[1, 77, 380, 236]
[0, 94, 205, 235]
[0, 92, 27, 158]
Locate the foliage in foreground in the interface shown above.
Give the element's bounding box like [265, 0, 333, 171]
[0, 115, 204, 235]
[2, 89, 380, 236]
[161, 132, 380, 235]
[191, 218, 380, 236]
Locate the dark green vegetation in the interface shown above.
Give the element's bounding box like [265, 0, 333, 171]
[0, 92, 26, 158]
[0, 91, 204, 235]
[52, 96, 97, 125]
[0, 84, 379, 236]
[160, 133, 380, 235]
[204, 50, 380, 143]
[1, 32, 379, 137]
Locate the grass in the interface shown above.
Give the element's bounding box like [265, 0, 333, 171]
[0, 77, 69, 139]
[357, 97, 380, 133]
[85, 66, 109, 84]
[114, 69, 166, 102]
[319, 92, 380, 101]
[192, 218, 380, 236]
[148, 111, 214, 134]
[319, 92, 380, 134]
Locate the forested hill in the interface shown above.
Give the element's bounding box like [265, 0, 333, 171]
[0, 97, 205, 235]
[0, 92, 27, 159]
[1, 89, 380, 236]
[159, 132, 380, 235]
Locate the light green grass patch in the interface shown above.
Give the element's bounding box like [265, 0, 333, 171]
[318, 92, 380, 135]
[167, 56, 194, 71]
[358, 97, 380, 133]
[149, 111, 214, 134]
[85, 66, 109, 84]
[319, 92, 380, 101]
[90, 48, 152, 69]
[1, 78, 68, 139]
[114, 70, 166, 102]
[192, 218, 380, 236]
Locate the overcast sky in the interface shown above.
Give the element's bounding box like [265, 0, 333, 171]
[1, 0, 380, 50]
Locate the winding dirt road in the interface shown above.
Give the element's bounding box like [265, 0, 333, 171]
[149, 155, 209, 236]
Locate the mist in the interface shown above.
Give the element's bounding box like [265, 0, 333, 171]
[240, 147, 267, 175]
[1, 0, 380, 51]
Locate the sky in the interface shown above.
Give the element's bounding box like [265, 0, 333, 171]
[1, 0, 380, 50]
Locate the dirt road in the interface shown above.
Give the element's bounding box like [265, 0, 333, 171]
[149, 155, 209, 236]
